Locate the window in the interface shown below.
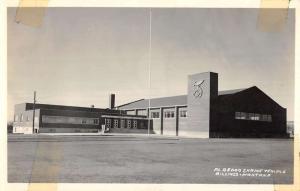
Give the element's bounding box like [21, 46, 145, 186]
[248, 113, 255, 120]
[164, 111, 175, 118]
[127, 120, 131, 128]
[114, 119, 119, 128]
[235, 112, 272, 122]
[126, 110, 135, 115]
[267, 115, 272, 122]
[235, 112, 241, 119]
[262, 114, 268, 121]
[240, 112, 247, 119]
[254, 113, 260, 121]
[105, 118, 111, 128]
[261, 114, 272, 122]
[180, 110, 187, 118]
[93, 119, 99, 125]
[42, 115, 100, 125]
[137, 110, 147, 116]
[235, 112, 242, 119]
[235, 112, 247, 119]
[151, 111, 160, 118]
[133, 120, 137, 128]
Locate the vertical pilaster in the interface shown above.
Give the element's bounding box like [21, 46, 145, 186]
[175, 106, 179, 136]
[147, 108, 150, 118]
[160, 107, 163, 135]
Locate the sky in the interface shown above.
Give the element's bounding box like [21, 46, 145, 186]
[7, 8, 295, 121]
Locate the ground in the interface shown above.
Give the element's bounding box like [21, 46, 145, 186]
[7, 134, 294, 184]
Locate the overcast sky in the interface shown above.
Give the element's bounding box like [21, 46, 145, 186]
[7, 8, 295, 121]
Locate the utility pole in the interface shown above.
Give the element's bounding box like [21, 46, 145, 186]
[32, 91, 36, 134]
[147, 8, 152, 136]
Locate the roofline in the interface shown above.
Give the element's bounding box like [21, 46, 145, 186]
[250, 86, 286, 109]
[218, 87, 250, 95]
[115, 99, 145, 108]
[188, 71, 218, 77]
[116, 95, 187, 109]
[118, 105, 188, 111]
[116, 88, 252, 107]
[220, 86, 286, 109]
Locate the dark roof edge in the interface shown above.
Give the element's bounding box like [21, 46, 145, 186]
[218, 87, 248, 95]
[218, 86, 254, 96]
[250, 86, 286, 109]
[23, 102, 107, 110]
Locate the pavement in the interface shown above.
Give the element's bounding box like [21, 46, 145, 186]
[7, 134, 294, 184]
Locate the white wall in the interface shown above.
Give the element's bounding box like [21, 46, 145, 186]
[13, 126, 33, 134]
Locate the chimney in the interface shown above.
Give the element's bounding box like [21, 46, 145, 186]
[109, 94, 115, 109]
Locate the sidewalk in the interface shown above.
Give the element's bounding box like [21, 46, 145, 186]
[8, 132, 204, 139]
[40, 132, 177, 138]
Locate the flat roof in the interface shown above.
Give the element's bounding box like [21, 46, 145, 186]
[117, 88, 249, 109]
[21, 103, 121, 114]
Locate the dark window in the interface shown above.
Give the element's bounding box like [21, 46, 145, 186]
[127, 120, 131, 128]
[105, 118, 111, 128]
[133, 120, 137, 128]
[254, 113, 260, 121]
[240, 112, 247, 119]
[114, 119, 119, 128]
[235, 112, 272, 122]
[267, 115, 272, 122]
[164, 111, 175, 118]
[262, 114, 268, 121]
[248, 113, 255, 120]
[42, 116, 99, 125]
[93, 119, 99, 124]
[180, 110, 187, 118]
[235, 112, 241, 119]
[151, 112, 160, 118]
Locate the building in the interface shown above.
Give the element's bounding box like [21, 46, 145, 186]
[118, 72, 287, 138]
[12, 95, 152, 134]
[12, 72, 288, 138]
[287, 121, 294, 138]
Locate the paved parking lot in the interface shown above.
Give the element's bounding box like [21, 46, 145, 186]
[7, 134, 294, 184]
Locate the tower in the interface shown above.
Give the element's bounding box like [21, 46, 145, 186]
[185, 72, 218, 138]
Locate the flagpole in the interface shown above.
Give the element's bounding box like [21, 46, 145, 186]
[148, 8, 152, 136]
